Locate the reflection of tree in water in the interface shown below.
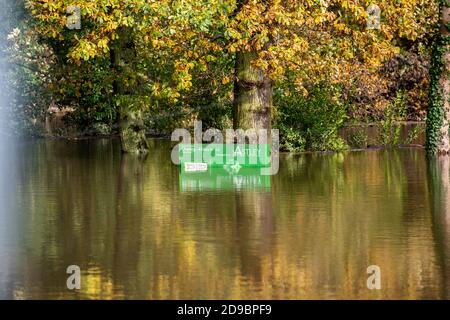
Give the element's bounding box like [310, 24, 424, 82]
[271, 149, 441, 299]
[3, 139, 280, 298]
[428, 156, 450, 299]
[7, 140, 449, 299]
[112, 153, 146, 297]
[6, 139, 120, 298]
[233, 190, 273, 283]
[0, 142, 18, 299]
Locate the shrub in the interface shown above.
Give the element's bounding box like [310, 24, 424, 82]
[347, 126, 369, 149]
[274, 84, 348, 152]
[5, 23, 55, 136]
[379, 90, 406, 146]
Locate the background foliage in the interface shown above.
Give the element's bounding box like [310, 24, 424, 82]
[0, 0, 441, 150]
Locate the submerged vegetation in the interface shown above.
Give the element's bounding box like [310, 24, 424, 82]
[1, 0, 449, 154]
[379, 90, 406, 147]
[274, 84, 348, 152]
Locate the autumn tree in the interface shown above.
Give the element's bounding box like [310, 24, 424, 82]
[26, 0, 168, 153]
[143, 0, 437, 134]
[157, 0, 435, 132]
[27, 0, 436, 151]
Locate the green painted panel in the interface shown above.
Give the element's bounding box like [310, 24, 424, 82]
[178, 144, 271, 167]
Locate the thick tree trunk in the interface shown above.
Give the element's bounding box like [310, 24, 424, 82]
[110, 33, 149, 155]
[437, 4, 450, 155]
[119, 106, 149, 155]
[233, 51, 272, 132]
[427, 4, 450, 155]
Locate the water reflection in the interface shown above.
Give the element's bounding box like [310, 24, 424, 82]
[428, 156, 450, 298]
[0, 138, 18, 300]
[180, 167, 270, 191]
[0, 139, 449, 299]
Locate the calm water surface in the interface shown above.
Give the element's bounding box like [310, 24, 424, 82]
[0, 138, 450, 299]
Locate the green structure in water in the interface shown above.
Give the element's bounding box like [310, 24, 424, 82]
[179, 167, 270, 192]
[178, 143, 271, 191]
[178, 143, 271, 168]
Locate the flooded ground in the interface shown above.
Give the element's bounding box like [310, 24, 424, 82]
[0, 138, 449, 299]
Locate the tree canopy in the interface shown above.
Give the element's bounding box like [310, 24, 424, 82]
[27, 0, 437, 91]
[5, 0, 440, 153]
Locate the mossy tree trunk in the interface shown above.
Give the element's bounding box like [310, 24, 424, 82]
[427, 2, 450, 155]
[233, 51, 272, 133]
[110, 31, 149, 155]
[119, 106, 149, 155]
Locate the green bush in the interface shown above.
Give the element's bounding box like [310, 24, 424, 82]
[5, 22, 55, 136]
[347, 126, 369, 149]
[274, 84, 348, 152]
[379, 90, 406, 146]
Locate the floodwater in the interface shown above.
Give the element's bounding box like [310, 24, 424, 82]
[0, 138, 449, 299]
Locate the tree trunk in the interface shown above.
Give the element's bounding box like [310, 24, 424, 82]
[233, 51, 272, 132]
[427, 3, 450, 155]
[110, 32, 149, 155]
[119, 106, 149, 154]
